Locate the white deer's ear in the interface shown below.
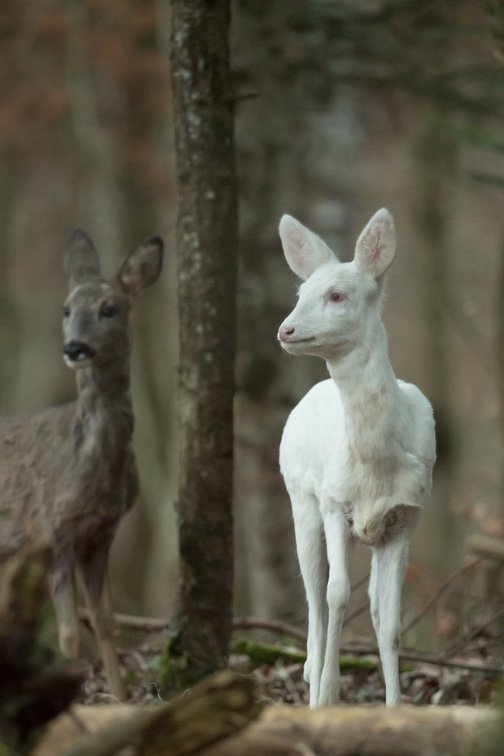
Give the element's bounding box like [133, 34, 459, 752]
[279, 215, 335, 280]
[354, 208, 396, 278]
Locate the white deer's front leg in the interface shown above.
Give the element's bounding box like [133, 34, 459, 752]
[319, 507, 352, 706]
[291, 494, 327, 708]
[373, 532, 410, 706]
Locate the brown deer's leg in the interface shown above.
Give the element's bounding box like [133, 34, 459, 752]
[51, 556, 80, 659]
[78, 545, 125, 701]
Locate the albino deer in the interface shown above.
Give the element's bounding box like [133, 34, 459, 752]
[0, 230, 163, 700]
[277, 209, 436, 707]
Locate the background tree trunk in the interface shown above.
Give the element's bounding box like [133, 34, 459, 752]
[232, 0, 359, 624]
[169, 0, 238, 682]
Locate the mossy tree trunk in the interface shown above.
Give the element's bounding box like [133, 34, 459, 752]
[168, 0, 238, 684]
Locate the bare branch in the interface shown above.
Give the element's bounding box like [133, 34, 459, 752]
[401, 558, 484, 636]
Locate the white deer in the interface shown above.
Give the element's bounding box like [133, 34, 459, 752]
[277, 208, 436, 707]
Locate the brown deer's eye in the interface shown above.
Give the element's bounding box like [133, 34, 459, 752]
[62, 305, 71, 318]
[99, 303, 117, 318]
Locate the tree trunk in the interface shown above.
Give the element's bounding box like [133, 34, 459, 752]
[169, 0, 238, 683]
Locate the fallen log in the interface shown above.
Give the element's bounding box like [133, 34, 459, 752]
[33, 671, 262, 756]
[200, 704, 501, 756]
[33, 671, 501, 756]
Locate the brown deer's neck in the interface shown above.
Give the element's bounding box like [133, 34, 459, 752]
[74, 358, 134, 452]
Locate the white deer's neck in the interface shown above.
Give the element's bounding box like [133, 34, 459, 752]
[326, 320, 401, 463]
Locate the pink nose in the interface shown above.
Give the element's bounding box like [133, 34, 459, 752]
[278, 324, 295, 341]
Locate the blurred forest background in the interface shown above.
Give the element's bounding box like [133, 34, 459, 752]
[0, 0, 503, 657]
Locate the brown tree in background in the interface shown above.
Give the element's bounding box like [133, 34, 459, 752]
[168, 0, 238, 683]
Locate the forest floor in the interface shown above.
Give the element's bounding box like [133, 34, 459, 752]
[79, 627, 503, 709]
[79, 549, 504, 709]
[74, 541, 504, 709]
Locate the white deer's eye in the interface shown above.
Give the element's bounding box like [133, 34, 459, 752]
[329, 291, 346, 303]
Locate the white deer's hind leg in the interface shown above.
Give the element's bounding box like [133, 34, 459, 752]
[319, 508, 352, 706]
[368, 549, 380, 639]
[291, 494, 327, 708]
[373, 533, 410, 706]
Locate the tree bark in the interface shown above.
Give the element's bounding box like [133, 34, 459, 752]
[169, 0, 238, 683]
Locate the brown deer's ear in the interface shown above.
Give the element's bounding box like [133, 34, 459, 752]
[64, 230, 101, 287]
[118, 236, 164, 297]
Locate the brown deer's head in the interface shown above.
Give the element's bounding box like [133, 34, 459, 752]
[62, 230, 163, 370]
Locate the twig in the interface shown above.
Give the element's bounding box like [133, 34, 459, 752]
[78, 607, 168, 633]
[342, 602, 369, 628]
[275, 663, 303, 704]
[78, 607, 308, 644]
[444, 606, 504, 657]
[351, 572, 370, 592]
[339, 642, 503, 676]
[402, 558, 484, 636]
[232, 616, 307, 643]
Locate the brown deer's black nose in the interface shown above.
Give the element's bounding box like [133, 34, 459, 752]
[63, 341, 97, 362]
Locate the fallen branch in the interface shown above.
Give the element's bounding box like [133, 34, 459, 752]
[233, 638, 378, 672]
[78, 606, 167, 633]
[340, 642, 503, 676]
[78, 608, 308, 644]
[232, 616, 307, 643]
[78, 607, 502, 676]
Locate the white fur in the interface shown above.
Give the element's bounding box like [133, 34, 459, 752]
[277, 209, 436, 707]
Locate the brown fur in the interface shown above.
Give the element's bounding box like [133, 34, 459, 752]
[0, 230, 163, 700]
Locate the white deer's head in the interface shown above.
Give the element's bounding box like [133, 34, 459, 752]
[277, 209, 396, 361]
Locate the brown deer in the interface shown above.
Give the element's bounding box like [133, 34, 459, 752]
[0, 229, 163, 700]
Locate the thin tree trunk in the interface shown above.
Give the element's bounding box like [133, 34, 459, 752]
[169, 0, 238, 683]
